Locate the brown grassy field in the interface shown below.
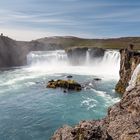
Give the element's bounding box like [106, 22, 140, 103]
[37, 36, 140, 50]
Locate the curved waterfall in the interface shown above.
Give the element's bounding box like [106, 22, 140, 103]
[27, 50, 68, 65]
[27, 49, 120, 79]
[101, 50, 120, 70]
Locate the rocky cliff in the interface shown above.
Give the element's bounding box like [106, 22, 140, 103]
[0, 36, 29, 67]
[115, 46, 140, 93]
[51, 47, 140, 140]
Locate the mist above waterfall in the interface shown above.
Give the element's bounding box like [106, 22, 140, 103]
[27, 49, 120, 79]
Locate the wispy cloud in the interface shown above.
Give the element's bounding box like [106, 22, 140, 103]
[0, 0, 140, 40]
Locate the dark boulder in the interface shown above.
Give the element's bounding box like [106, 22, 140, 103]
[94, 78, 102, 81]
[67, 75, 73, 78]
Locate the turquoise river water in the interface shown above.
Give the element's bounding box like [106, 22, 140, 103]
[0, 50, 121, 140]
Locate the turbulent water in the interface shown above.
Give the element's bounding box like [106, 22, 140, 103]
[0, 50, 121, 140]
[27, 50, 120, 78]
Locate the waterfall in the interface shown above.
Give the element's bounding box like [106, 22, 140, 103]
[126, 64, 140, 91]
[101, 50, 120, 69]
[86, 49, 90, 65]
[93, 50, 120, 78]
[27, 50, 68, 66]
[27, 49, 120, 79]
[27, 50, 120, 67]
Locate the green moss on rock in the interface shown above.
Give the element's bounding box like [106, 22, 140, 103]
[115, 80, 126, 94]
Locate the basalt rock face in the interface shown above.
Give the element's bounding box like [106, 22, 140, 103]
[0, 36, 29, 67]
[67, 47, 105, 65]
[115, 48, 140, 94]
[51, 84, 140, 140]
[89, 48, 105, 58]
[67, 47, 88, 65]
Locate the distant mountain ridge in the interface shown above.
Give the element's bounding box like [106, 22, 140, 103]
[0, 35, 140, 68]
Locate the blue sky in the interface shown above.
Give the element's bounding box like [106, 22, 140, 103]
[0, 0, 140, 40]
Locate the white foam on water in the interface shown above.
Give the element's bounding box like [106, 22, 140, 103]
[91, 89, 120, 105]
[80, 88, 120, 111]
[0, 72, 43, 86]
[27, 50, 120, 80]
[81, 97, 97, 110]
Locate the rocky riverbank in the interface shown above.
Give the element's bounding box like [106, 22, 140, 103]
[51, 46, 140, 140]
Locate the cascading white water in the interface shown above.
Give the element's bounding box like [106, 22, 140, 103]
[100, 50, 120, 70]
[27, 50, 68, 66]
[86, 49, 90, 65]
[27, 49, 120, 79]
[126, 64, 140, 91]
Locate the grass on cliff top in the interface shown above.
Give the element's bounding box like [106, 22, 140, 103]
[42, 37, 140, 50]
[66, 38, 140, 50]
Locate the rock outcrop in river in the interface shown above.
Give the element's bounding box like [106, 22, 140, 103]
[47, 79, 82, 91]
[51, 46, 140, 140]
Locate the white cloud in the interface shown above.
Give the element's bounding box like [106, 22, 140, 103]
[0, 26, 96, 41]
[0, 27, 59, 41]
